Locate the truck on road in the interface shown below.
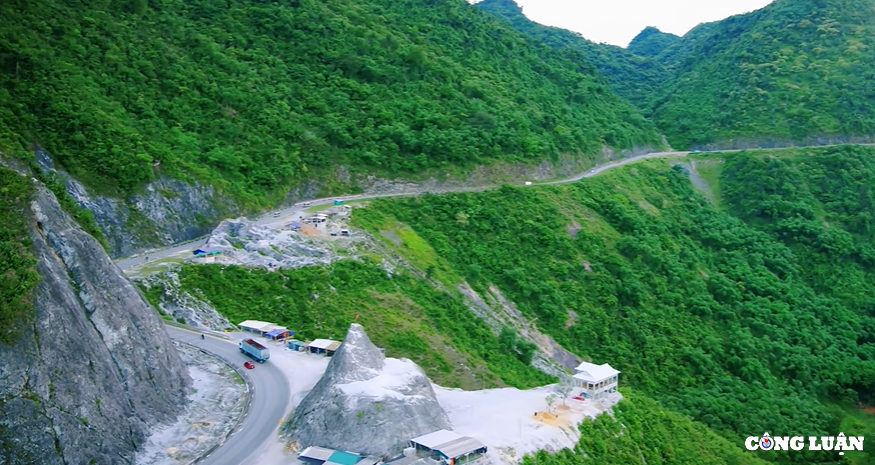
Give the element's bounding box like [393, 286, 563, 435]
[240, 339, 270, 363]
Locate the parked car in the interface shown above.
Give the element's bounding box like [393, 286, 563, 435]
[272, 212, 281, 217]
[244, 361, 255, 369]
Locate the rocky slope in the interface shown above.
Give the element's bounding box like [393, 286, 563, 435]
[35, 148, 235, 259]
[287, 324, 451, 458]
[0, 176, 191, 465]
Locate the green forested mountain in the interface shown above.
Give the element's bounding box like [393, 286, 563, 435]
[0, 0, 661, 205]
[171, 147, 875, 464]
[626, 26, 680, 58]
[481, 0, 875, 151]
[354, 147, 875, 464]
[474, 0, 671, 109]
[647, 0, 875, 149]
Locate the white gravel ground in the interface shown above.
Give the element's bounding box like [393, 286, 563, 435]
[134, 343, 248, 465]
[239, 332, 621, 465]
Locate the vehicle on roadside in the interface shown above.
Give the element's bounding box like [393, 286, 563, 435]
[239, 339, 270, 363]
[301, 202, 311, 207]
[244, 361, 255, 369]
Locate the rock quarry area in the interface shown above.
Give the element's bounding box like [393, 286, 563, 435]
[0, 176, 191, 465]
[134, 343, 248, 465]
[286, 324, 453, 458]
[199, 217, 341, 269]
[257, 323, 621, 465]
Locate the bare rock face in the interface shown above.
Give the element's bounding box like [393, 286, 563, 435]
[34, 148, 234, 258]
[0, 183, 191, 465]
[287, 324, 451, 457]
[202, 217, 332, 268]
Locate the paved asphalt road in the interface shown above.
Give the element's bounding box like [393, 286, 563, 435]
[166, 326, 291, 465]
[142, 143, 875, 464]
[114, 142, 875, 272]
[114, 149, 696, 271]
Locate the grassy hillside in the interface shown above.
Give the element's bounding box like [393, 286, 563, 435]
[0, 0, 661, 206]
[475, 0, 670, 110]
[350, 152, 875, 464]
[0, 167, 38, 344]
[647, 0, 875, 149]
[155, 259, 553, 390]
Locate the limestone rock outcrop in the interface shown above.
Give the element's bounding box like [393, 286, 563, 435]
[287, 324, 451, 457]
[0, 180, 191, 465]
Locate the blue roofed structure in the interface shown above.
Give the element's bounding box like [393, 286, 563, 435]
[193, 248, 223, 256]
[328, 450, 362, 465]
[266, 328, 293, 340]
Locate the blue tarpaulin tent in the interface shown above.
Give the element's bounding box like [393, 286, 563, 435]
[266, 329, 293, 340]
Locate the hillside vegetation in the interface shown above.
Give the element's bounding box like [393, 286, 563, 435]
[166, 148, 875, 464]
[482, 0, 875, 151]
[526, 390, 771, 465]
[0, 167, 38, 344]
[475, 0, 671, 110]
[154, 260, 552, 390]
[0, 0, 661, 205]
[647, 0, 875, 149]
[626, 27, 680, 59]
[350, 150, 875, 464]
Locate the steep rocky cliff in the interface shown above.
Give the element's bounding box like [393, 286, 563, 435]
[287, 324, 451, 458]
[34, 149, 235, 259]
[0, 176, 191, 465]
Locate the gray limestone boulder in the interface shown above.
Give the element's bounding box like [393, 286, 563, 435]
[287, 324, 451, 458]
[0, 182, 191, 465]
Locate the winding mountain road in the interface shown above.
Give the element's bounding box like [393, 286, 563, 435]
[166, 327, 291, 465]
[116, 143, 875, 271]
[114, 148, 696, 271]
[141, 142, 875, 464]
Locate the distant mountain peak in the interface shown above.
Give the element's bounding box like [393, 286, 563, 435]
[628, 26, 680, 57]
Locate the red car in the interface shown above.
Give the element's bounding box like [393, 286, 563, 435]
[244, 361, 255, 369]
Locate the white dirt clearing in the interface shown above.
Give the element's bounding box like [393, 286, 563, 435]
[134, 343, 248, 465]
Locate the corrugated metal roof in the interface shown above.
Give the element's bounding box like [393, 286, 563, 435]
[308, 339, 341, 350]
[239, 320, 271, 330]
[411, 430, 462, 449]
[300, 446, 336, 461]
[434, 437, 486, 459]
[328, 450, 362, 465]
[259, 324, 286, 333]
[266, 328, 292, 338]
[573, 362, 620, 382]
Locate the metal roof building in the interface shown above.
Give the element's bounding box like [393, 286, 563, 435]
[299, 446, 336, 464]
[307, 339, 342, 353]
[239, 320, 272, 332]
[572, 362, 620, 383]
[266, 328, 293, 340]
[298, 447, 363, 465]
[409, 430, 487, 464]
[327, 450, 362, 465]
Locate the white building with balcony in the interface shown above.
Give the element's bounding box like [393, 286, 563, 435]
[573, 361, 619, 400]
